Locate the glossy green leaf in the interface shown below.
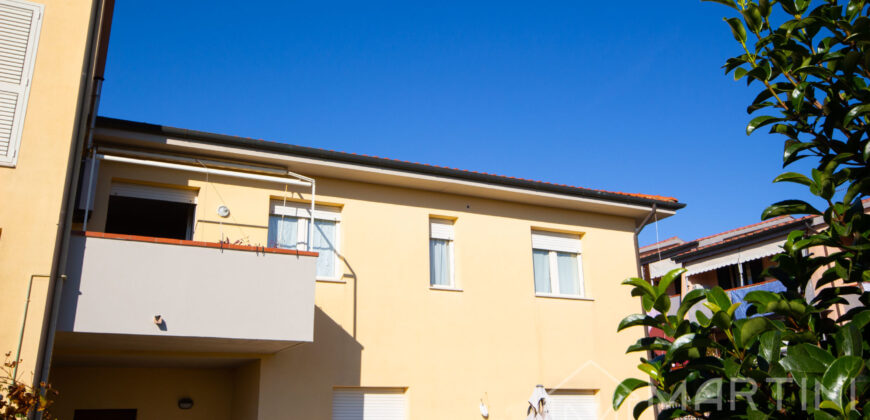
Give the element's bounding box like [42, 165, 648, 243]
[706, 287, 732, 311]
[612, 378, 648, 410]
[622, 277, 656, 298]
[734, 317, 773, 350]
[747, 115, 781, 135]
[657, 268, 686, 296]
[773, 172, 813, 186]
[834, 324, 862, 357]
[724, 17, 747, 43]
[676, 289, 706, 321]
[820, 356, 864, 406]
[761, 200, 822, 219]
[617, 314, 660, 332]
[842, 104, 870, 126]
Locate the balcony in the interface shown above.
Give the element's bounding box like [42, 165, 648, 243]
[57, 232, 318, 353]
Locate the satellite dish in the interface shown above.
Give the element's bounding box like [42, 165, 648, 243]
[479, 401, 489, 418]
[217, 205, 230, 218]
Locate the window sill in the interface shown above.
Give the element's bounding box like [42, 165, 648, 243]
[430, 285, 463, 292]
[316, 277, 346, 284]
[535, 293, 593, 301]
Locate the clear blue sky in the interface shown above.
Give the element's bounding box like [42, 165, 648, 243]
[99, 1, 814, 246]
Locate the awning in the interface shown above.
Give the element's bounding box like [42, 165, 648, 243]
[684, 238, 784, 276]
[648, 258, 681, 279]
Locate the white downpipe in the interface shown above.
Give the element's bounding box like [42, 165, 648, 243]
[82, 153, 97, 231]
[98, 154, 312, 187]
[309, 181, 316, 252]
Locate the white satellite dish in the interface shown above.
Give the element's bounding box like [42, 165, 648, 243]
[217, 205, 230, 218]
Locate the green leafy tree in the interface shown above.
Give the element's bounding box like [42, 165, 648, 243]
[614, 0, 870, 418]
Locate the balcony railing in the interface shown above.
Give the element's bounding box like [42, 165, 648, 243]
[57, 231, 318, 353]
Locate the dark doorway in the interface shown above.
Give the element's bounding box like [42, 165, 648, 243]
[105, 196, 195, 240]
[73, 409, 137, 420]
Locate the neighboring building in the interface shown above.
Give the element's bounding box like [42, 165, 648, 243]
[0, 1, 688, 419]
[0, 0, 113, 400]
[640, 207, 869, 322]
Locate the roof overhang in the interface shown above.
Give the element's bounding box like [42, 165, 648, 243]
[92, 119, 684, 224]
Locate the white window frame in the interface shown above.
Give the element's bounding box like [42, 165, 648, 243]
[532, 231, 587, 299]
[429, 218, 457, 290]
[270, 200, 342, 281]
[0, 0, 43, 167]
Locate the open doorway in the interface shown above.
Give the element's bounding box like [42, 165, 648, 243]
[104, 183, 197, 240]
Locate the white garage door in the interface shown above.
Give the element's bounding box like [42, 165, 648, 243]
[332, 388, 406, 420]
[548, 391, 598, 420]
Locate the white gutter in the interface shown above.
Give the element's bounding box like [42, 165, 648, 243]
[98, 154, 312, 187]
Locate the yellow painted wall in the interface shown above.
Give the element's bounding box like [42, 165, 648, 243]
[0, 0, 95, 383]
[65, 159, 650, 419]
[49, 366, 235, 420]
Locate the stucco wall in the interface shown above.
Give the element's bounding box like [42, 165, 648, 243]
[0, 0, 95, 381]
[64, 159, 649, 419]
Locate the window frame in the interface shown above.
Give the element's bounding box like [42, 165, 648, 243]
[429, 218, 457, 290]
[531, 230, 587, 299]
[269, 201, 342, 281]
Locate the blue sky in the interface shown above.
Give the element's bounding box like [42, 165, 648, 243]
[99, 1, 814, 246]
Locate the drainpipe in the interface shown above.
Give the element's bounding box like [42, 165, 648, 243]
[30, 0, 107, 413]
[633, 204, 660, 419]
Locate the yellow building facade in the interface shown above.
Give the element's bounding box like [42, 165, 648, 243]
[0, 0, 112, 398]
[0, 2, 685, 419]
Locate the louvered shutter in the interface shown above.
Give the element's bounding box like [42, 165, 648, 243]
[548, 392, 598, 420]
[332, 388, 407, 420]
[0, 0, 42, 166]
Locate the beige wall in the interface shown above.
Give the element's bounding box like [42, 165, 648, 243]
[57, 158, 650, 419]
[0, 0, 95, 383]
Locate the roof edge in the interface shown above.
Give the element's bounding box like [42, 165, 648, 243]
[95, 117, 687, 211]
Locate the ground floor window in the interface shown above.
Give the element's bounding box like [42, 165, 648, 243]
[332, 388, 406, 420]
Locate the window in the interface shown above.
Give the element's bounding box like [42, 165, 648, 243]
[429, 218, 455, 288]
[104, 183, 197, 240]
[531, 231, 585, 297]
[547, 390, 598, 420]
[0, 0, 42, 167]
[332, 388, 406, 420]
[268, 200, 341, 279]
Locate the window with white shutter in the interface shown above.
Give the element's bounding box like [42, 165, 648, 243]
[332, 388, 407, 420]
[531, 230, 586, 298]
[0, 0, 42, 167]
[429, 218, 455, 288]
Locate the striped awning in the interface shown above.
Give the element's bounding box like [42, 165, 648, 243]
[684, 238, 784, 276]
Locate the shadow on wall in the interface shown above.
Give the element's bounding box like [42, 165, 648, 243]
[258, 306, 363, 418]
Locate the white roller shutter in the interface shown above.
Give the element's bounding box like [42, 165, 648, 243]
[110, 182, 197, 204]
[548, 392, 598, 420]
[429, 218, 454, 240]
[332, 388, 407, 420]
[532, 231, 582, 253]
[270, 200, 341, 221]
[0, 0, 42, 166]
